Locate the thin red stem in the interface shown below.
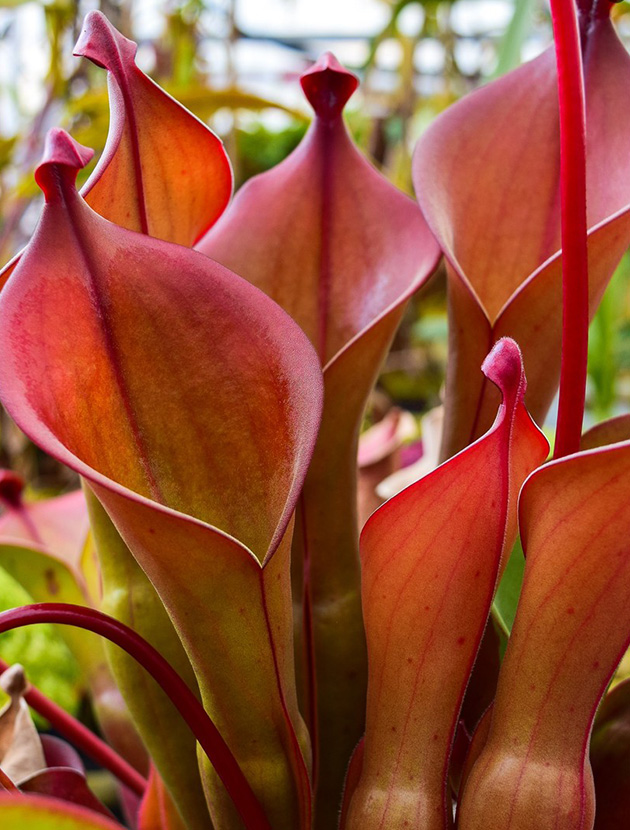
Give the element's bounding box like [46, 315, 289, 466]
[0, 604, 271, 830]
[551, 0, 589, 459]
[0, 656, 146, 797]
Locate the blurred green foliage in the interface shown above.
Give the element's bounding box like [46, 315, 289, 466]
[0, 566, 81, 721]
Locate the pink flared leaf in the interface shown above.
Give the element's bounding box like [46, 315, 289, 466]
[19, 770, 115, 820]
[344, 339, 548, 830]
[75, 11, 232, 245]
[0, 480, 94, 604]
[458, 440, 630, 830]
[200, 53, 440, 823]
[0, 11, 232, 293]
[0, 128, 323, 829]
[413, 6, 630, 458]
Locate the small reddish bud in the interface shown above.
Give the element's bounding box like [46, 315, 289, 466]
[300, 53, 358, 121]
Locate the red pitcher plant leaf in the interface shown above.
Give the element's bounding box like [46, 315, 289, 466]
[0, 129, 324, 828]
[580, 413, 630, 450]
[0, 477, 148, 778]
[342, 338, 547, 830]
[199, 52, 441, 824]
[74, 11, 232, 244]
[0, 11, 232, 290]
[458, 439, 630, 829]
[83, 489, 208, 830]
[0, 793, 127, 830]
[0, 472, 94, 602]
[138, 765, 188, 830]
[413, 0, 630, 460]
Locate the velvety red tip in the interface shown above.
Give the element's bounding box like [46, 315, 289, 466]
[300, 52, 359, 121]
[34, 129, 94, 201]
[482, 337, 527, 406]
[0, 470, 25, 508]
[73, 10, 137, 71]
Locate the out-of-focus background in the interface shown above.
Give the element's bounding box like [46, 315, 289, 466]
[1, 0, 630, 721]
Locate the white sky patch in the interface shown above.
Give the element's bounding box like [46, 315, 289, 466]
[451, 0, 512, 36]
[236, 0, 389, 37]
[414, 39, 446, 75]
[375, 39, 404, 72]
[397, 4, 425, 38]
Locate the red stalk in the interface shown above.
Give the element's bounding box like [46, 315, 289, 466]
[0, 604, 271, 830]
[551, 0, 589, 459]
[0, 656, 147, 796]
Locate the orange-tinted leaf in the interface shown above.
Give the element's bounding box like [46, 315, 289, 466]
[0, 129, 323, 829]
[580, 413, 630, 450]
[138, 765, 188, 830]
[413, 10, 630, 459]
[345, 339, 547, 830]
[75, 11, 232, 245]
[458, 440, 630, 830]
[0, 13, 233, 295]
[200, 54, 440, 823]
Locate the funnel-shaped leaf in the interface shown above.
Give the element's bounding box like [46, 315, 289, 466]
[0, 129, 323, 829]
[0, 12, 232, 292]
[75, 11, 232, 244]
[199, 52, 440, 824]
[458, 439, 630, 830]
[84, 489, 208, 830]
[344, 339, 547, 830]
[413, 5, 630, 459]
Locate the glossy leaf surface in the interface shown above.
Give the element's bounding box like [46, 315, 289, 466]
[0, 129, 323, 829]
[200, 53, 440, 825]
[459, 440, 630, 830]
[0, 14, 232, 294]
[345, 339, 548, 830]
[75, 11, 232, 245]
[413, 8, 630, 459]
[84, 490, 207, 830]
[138, 766, 188, 830]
